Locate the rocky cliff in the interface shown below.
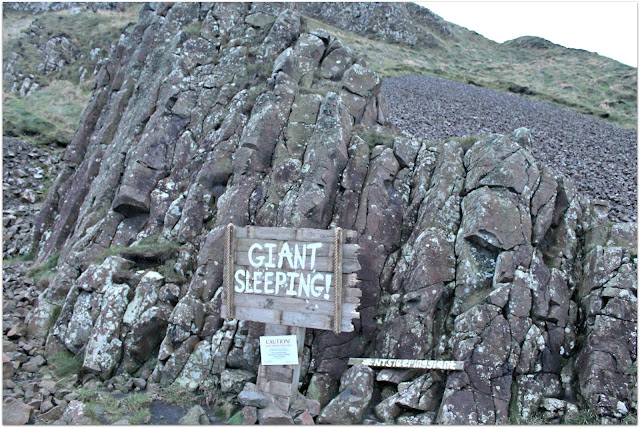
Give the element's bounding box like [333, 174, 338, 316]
[18, 2, 636, 424]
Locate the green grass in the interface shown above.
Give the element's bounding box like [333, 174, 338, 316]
[83, 392, 152, 424]
[450, 134, 482, 153]
[228, 410, 244, 424]
[27, 252, 60, 281]
[95, 238, 180, 266]
[564, 406, 599, 424]
[213, 402, 237, 420]
[47, 303, 63, 330]
[48, 350, 84, 379]
[354, 128, 395, 148]
[3, 252, 36, 265]
[3, 73, 90, 146]
[3, 5, 141, 146]
[303, 16, 637, 130]
[183, 21, 202, 39]
[152, 383, 195, 407]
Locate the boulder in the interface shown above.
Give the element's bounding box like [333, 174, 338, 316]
[317, 365, 374, 424]
[3, 399, 33, 425]
[257, 405, 294, 425]
[220, 369, 257, 394]
[178, 405, 208, 425]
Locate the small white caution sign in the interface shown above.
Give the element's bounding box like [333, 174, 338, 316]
[260, 335, 299, 366]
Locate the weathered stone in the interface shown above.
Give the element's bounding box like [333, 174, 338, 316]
[374, 393, 402, 422]
[38, 403, 67, 422]
[178, 405, 207, 425]
[238, 390, 272, 408]
[220, 369, 256, 394]
[242, 406, 258, 424]
[59, 400, 93, 425]
[320, 45, 355, 80]
[396, 412, 435, 425]
[257, 405, 294, 425]
[294, 410, 315, 425]
[3, 399, 33, 425]
[317, 365, 374, 424]
[342, 64, 381, 97]
[173, 340, 213, 391]
[82, 283, 130, 379]
[464, 134, 539, 203]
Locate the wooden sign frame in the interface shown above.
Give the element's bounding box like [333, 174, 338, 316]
[221, 225, 361, 333]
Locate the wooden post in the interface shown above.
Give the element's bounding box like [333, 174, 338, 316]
[257, 324, 306, 411]
[333, 228, 343, 334]
[225, 223, 236, 320]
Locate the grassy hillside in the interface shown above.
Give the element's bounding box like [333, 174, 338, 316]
[303, 11, 637, 130]
[2, 3, 636, 150]
[2, 4, 142, 147]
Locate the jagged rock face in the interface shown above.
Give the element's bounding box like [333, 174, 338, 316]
[298, 2, 453, 47]
[25, 2, 636, 424]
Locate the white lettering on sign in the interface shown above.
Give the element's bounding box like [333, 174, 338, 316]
[235, 241, 333, 300]
[348, 357, 464, 371]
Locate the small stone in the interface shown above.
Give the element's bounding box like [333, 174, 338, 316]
[60, 400, 93, 425]
[7, 322, 26, 339]
[27, 398, 42, 410]
[3, 398, 33, 425]
[31, 354, 46, 367]
[64, 392, 78, 402]
[616, 401, 628, 415]
[22, 361, 40, 373]
[3, 354, 15, 379]
[40, 398, 55, 414]
[39, 380, 57, 391]
[294, 410, 315, 425]
[133, 378, 147, 390]
[242, 406, 258, 425]
[238, 390, 272, 408]
[220, 369, 256, 394]
[257, 405, 294, 425]
[179, 405, 207, 425]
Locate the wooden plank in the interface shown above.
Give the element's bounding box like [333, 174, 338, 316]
[236, 239, 359, 260]
[235, 226, 357, 242]
[221, 306, 281, 324]
[230, 293, 359, 318]
[235, 253, 360, 273]
[348, 358, 465, 371]
[272, 395, 290, 411]
[280, 309, 356, 332]
[291, 326, 305, 404]
[257, 324, 304, 411]
[264, 379, 295, 397]
[266, 366, 294, 383]
[228, 273, 359, 303]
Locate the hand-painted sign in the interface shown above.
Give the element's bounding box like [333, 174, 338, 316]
[221, 225, 361, 333]
[348, 358, 464, 371]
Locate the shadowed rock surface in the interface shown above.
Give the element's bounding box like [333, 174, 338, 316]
[6, 2, 635, 425]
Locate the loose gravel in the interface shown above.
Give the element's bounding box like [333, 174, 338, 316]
[382, 75, 637, 223]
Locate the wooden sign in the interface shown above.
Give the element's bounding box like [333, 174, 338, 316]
[348, 358, 464, 371]
[221, 225, 361, 333]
